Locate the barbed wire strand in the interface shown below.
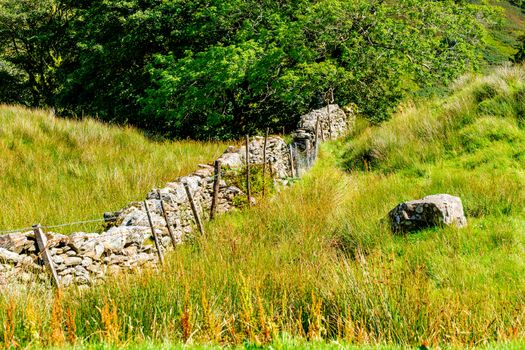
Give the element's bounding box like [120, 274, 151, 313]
[0, 165, 279, 235]
[43, 218, 106, 229]
[0, 218, 106, 235]
[0, 226, 35, 235]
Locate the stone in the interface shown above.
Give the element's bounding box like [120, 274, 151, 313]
[83, 244, 105, 260]
[53, 255, 65, 265]
[64, 256, 83, 266]
[50, 248, 62, 255]
[181, 176, 201, 191]
[55, 262, 68, 272]
[161, 236, 172, 248]
[0, 233, 35, 254]
[19, 255, 34, 266]
[75, 276, 91, 285]
[389, 194, 467, 233]
[193, 168, 213, 177]
[218, 151, 242, 168]
[68, 233, 99, 253]
[122, 245, 138, 256]
[104, 211, 121, 223]
[58, 268, 75, 276]
[104, 254, 129, 265]
[46, 233, 69, 249]
[0, 248, 22, 264]
[104, 226, 151, 248]
[128, 253, 155, 266]
[81, 257, 93, 267]
[116, 203, 165, 227]
[74, 265, 89, 277]
[86, 264, 102, 273]
[66, 250, 77, 257]
[60, 275, 74, 286]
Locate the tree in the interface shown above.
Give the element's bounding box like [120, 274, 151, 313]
[142, 0, 495, 138]
[0, 0, 74, 107]
[0, 0, 499, 139]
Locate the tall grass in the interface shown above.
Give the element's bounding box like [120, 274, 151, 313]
[1, 65, 525, 349]
[0, 105, 226, 232]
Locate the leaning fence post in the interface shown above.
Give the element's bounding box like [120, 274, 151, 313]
[144, 200, 165, 265]
[33, 224, 60, 288]
[183, 182, 205, 235]
[305, 139, 312, 169]
[327, 103, 333, 139]
[157, 190, 178, 249]
[289, 144, 295, 178]
[314, 115, 320, 159]
[210, 160, 222, 220]
[245, 135, 252, 207]
[262, 128, 269, 198]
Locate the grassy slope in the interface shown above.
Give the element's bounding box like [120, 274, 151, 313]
[481, 1, 525, 65]
[0, 105, 226, 232]
[2, 65, 524, 349]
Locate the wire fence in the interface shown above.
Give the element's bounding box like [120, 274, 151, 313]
[0, 218, 107, 235]
[0, 134, 321, 237]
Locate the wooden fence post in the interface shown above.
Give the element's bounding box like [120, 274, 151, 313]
[245, 135, 252, 207]
[262, 128, 269, 198]
[183, 182, 205, 235]
[210, 160, 222, 220]
[289, 144, 295, 178]
[314, 115, 320, 159]
[33, 224, 60, 288]
[157, 190, 178, 249]
[144, 200, 165, 265]
[327, 103, 333, 139]
[305, 139, 312, 169]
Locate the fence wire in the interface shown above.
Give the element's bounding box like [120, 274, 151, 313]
[0, 218, 106, 235]
[0, 143, 314, 236]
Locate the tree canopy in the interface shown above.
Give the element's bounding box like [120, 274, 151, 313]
[0, 0, 500, 139]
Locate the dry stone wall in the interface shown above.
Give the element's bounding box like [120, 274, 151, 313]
[0, 105, 355, 288]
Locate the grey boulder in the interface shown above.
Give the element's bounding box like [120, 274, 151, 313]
[389, 194, 467, 233]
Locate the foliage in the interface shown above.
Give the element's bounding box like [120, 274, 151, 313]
[0, 105, 226, 232]
[0, 0, 501, 139]
[510, 0, 525, 9]
[142, 0, 496, 138]
[0, 0, 74, 106]
[1, 65, 525, 348]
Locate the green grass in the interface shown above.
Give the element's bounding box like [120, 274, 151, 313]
[1, 65, 525, 349]
[480, 1, 525, 65]
[0, 105, 226, 233]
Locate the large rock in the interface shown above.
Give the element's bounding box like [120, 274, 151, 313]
[217, 150, 243, 168]
[0, 248, 22, 264]
[389, 194, 467, 233]
[0, 233, 35, 254]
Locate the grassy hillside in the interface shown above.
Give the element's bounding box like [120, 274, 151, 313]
[0, 105, 226, 233]
[481, 1, 525, 65]
[1, 65, 524, 348]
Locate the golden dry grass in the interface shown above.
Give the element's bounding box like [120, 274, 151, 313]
[0, 105, 226, 232]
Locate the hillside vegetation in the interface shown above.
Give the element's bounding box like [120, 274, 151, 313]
[0, 105, 226, 232]
[1, 65, 524, 348]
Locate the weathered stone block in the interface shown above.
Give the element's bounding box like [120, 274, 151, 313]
[389, 194, 467, 233]
[0, 233, 35, 254]
[0, 248, 22, 264]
